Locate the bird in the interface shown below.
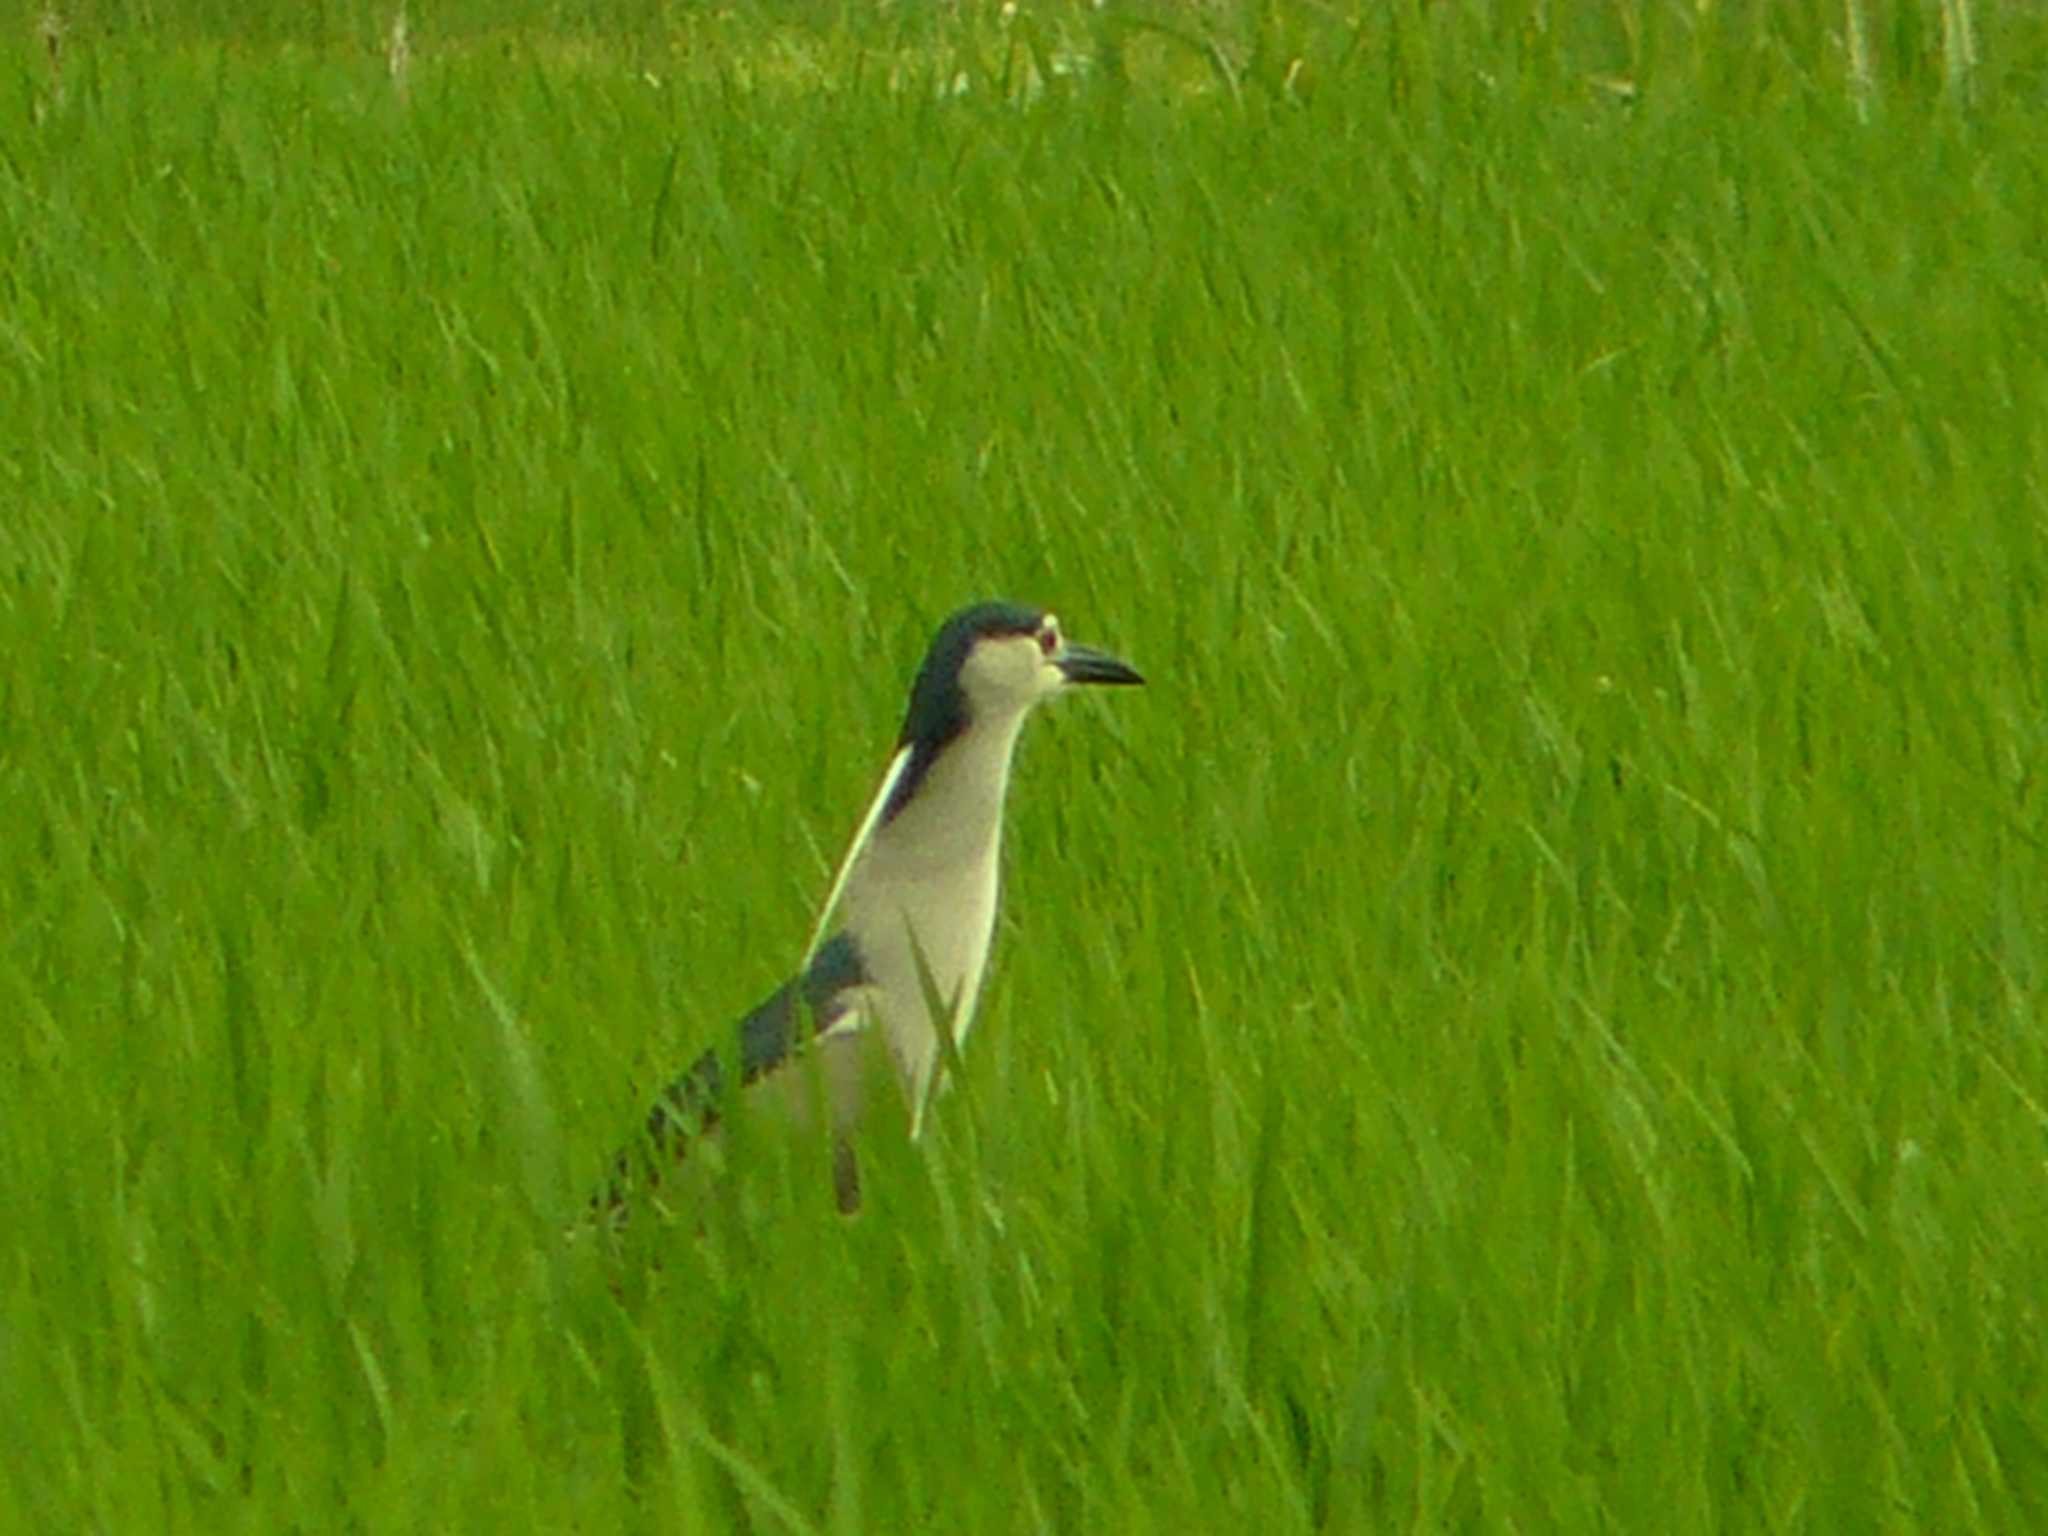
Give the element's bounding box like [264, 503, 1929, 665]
[597, 600, 1144, 1219]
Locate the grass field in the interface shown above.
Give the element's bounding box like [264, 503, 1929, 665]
[4, 1, 2046, 1528]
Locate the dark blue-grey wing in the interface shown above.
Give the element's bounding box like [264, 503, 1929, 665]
[739, 929, 868, 1080]
[593, 933, 869, 1219]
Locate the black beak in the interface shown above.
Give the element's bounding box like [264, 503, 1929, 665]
[1057, 643, 1145, 688]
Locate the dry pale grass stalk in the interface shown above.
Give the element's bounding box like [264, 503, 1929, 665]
[1844, 0, 1876, 119]
[39, 7, 64, 82]
[1940, 0, 1978, 103]
[387, 4, 413, 101]
[33, 7, 65, 122]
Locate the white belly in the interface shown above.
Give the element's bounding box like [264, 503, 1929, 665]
[844, 850, 999, 1111]
[834, 716, 1022, 1126]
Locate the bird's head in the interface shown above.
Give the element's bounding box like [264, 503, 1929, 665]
[898, 601, 1144, 753]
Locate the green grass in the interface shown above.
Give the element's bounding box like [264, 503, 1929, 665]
[4, 2, 2047, 1528]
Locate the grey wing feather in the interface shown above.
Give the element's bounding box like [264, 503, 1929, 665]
[593, 933, 869, 1219]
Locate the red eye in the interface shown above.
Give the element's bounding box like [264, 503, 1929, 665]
[1038, 625, 1060, 657]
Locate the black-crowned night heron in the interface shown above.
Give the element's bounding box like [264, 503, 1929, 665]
[599, 601, 1143, 1217]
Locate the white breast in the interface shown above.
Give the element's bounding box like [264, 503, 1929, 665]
[835, 713, 1028, 1128]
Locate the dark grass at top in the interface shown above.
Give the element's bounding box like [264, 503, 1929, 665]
[3, 4, 2047, 1531]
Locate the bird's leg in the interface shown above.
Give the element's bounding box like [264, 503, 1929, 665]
[832, 1137, 861, 1214]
